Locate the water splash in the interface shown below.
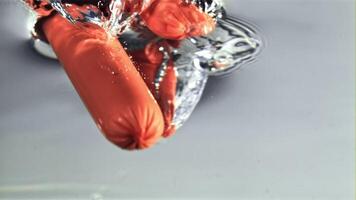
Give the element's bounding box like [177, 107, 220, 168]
[49, 0, 76, 23]
[102, 0, 127, 36]
[186, 0, 224, 20]
[46, 0, 225, 36]
[47, 0, 135, 36]
[29, 0, 263, 131]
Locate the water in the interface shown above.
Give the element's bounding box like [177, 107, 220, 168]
[27, 0, 263, 130]
[47, 0, 151, 36]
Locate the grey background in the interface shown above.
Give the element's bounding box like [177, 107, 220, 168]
[0, 0, 355, 199]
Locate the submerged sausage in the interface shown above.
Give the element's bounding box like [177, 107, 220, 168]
[141, 0, 216, 40]
[25, 0, 217, 150]
[42, 14, 165, 150]
[129, 41, 177, 138]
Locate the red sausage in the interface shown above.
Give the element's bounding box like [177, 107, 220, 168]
[24, 0, 53, 17]
[42, 13, 165, 150]
[129, 41, 177, 137]
[141, 0, 216, 40]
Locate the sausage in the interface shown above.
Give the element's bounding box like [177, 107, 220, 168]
[140, 0, 216, 40]
[129, 41, 177, 138]
[25, 0, 217, 149]
[42, 13, 165, 150]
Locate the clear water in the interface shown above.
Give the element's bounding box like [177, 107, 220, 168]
[29, 0, 263, 130]
[47, 0, 226, 36]
[47, 0, 127, 36]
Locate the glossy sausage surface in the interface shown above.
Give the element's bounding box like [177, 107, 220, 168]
[141, 0, 216, 40]
[43, 14, 165, 150]
[129, 41, 177, 137]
